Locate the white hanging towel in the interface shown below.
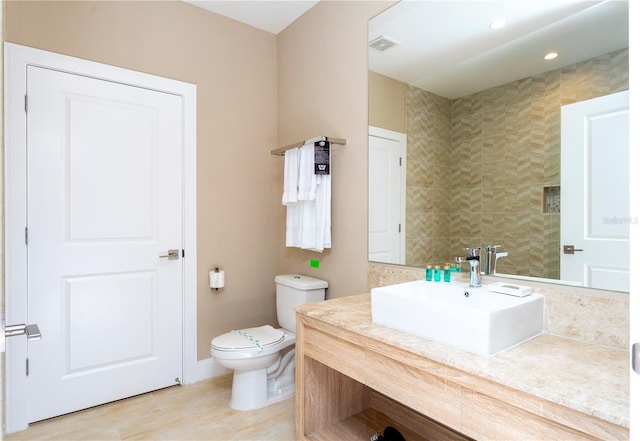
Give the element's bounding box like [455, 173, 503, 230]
[309, 174, 331, 251]
[286, 144, 316, 249]
[284, 147, 301, 247]
[283, 141, 331, 252]
[297, 144, 316, 201]
[281, 148, 299, 205]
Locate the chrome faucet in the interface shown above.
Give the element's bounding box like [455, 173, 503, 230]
[483, 245, 508, 275]
[455, 247, 482, 287]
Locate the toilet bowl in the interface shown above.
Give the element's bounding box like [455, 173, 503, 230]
[211, 274, 327, 410]
[212, 325, 296, 410]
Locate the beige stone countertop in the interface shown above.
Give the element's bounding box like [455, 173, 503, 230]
[297, 293, 629, 429]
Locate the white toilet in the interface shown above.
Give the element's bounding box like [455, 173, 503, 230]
[211, 274, 327, 410]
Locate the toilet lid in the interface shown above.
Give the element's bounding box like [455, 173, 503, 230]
[211, 325, 285, 352]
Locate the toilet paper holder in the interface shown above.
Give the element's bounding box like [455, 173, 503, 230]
[210, 267, 225, 290]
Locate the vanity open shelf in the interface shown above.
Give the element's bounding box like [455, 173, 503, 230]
[299, 355, 470, 441]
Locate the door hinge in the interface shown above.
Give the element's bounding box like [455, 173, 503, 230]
[182, 249, 185, 258]
[26, 358, 30, 376]
[25, 94, 28, 113]
[25, 227, 28, 245]
[399, 157, 402, 166]
[399, 224, 402, 233]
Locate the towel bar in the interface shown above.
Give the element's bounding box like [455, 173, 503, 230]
[270, 136, 346, 156]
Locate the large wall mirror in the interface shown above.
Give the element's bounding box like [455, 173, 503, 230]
[368, 0, 629, 291]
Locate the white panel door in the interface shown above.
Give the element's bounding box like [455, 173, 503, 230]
[560, 91, 629, 291]
[368, 127, 406, 264]
[26, 65, 183, 422]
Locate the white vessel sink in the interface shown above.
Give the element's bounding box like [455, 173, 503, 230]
[371, 280, 544, 356]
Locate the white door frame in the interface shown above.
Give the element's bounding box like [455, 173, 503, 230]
[4, 43, 198, 433]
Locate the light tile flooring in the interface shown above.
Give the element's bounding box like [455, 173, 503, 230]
[4, 375, 295, 441]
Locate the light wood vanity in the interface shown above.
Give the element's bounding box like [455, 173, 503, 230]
[295, 294, 629, 441]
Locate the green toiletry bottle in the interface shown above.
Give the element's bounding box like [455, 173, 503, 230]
[434, 265, 441, 282]
[426, 265, 433, 281]
[444, 264, 451, 282]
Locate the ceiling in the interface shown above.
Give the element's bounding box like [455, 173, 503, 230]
[183, 0, 319, 34]
[369, 0, 629, 99]
[184, 1, 629, 99]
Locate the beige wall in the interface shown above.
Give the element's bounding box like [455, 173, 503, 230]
[276, 1, 390, 299]
[368, 71, 406, 133]
[3, 0, 280, 361]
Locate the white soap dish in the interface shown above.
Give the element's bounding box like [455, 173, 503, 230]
[487, 282, 532, 297]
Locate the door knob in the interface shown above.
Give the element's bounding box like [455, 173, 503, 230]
[563, 245, 584, 254]
[159, 249, 179, 260]
[1, 319, 41, 353]
[5, 323, 42, 341]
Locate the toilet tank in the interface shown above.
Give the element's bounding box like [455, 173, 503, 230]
[275, 274, 328, 332]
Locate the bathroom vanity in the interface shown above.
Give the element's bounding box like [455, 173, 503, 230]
[295, 294, 628, 440]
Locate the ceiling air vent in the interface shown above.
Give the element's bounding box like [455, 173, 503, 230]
[368, 35, 399, 53]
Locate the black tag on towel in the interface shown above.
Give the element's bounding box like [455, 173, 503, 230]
[314, 141, 330, 175]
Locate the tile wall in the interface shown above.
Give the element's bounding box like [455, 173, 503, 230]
[405, 87, 452, 265]
[405, 48, 629, 279]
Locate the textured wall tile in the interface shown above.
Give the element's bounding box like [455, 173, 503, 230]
[451, 139, 482, 188]
[482, 159, 507, 187]
[429, 139, 453, 167]
[407, 134, 430, 162]
[452, 94, 481, 116]
[406, 185, 429, 212]
[406, 212, 428, 239]
[483, 107, 507, 136]
[406, 83, 453, 266]
[427, 212, 451, 237]
[404, 49, 627, 277]
[544, 214, 561, 279]
[482, 134, 506, 164]
[407, 159, 430, 187]
[452, 111, 482, 142]
[432, 188, 451, 213]
[482, 186, 507, 213]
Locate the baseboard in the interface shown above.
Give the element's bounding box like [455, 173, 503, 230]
[194, 357, 231, 382]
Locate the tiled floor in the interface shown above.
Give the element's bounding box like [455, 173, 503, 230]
[4, 375, 295, 441]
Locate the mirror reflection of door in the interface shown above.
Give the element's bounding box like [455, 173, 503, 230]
[561, 91, 629, 291]
[368, 127, 406, 264]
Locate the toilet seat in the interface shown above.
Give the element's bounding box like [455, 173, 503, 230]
[212, 325, 285, 352]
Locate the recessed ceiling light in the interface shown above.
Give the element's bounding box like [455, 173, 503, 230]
[490, 19, 506, 30]
[544, 52, 559, 60]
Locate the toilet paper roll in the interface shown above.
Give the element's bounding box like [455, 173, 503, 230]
[209, 270, 225, 289]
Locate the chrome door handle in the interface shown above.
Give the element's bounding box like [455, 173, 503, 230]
[5, 323, 42, 341]
[563, 245, 584, 254]
[159, 249, 179, 260]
